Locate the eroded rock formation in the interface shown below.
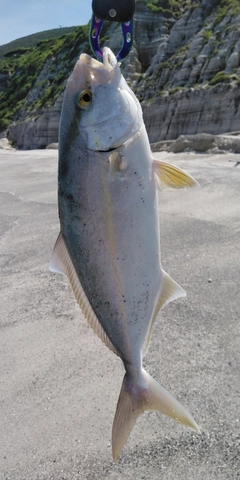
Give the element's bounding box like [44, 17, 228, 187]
[4, 1, 240, 149]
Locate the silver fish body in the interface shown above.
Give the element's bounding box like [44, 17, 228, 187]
[51, 48, 199, 461]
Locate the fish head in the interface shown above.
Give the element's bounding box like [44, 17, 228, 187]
[62, 47, 142, 151]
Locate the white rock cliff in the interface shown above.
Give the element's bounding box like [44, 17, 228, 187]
[4, 1, 240, 149]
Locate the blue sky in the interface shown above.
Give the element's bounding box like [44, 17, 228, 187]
[0, 0, 92, 45]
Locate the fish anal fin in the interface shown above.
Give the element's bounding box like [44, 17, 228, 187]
[153, 159, 199, 189]
[50, 232, 120, 357]
[142, 270, 186, 357]
[112, 369, 200, 462]
[50, 232, 69, 275]
[155, 270, 186, 312]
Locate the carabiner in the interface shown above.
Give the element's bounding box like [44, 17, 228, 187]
[92, 0, 135, 23]
[89, 14, 133, 62]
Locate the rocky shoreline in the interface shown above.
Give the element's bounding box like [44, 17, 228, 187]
[1, 1, 240, 149]
[2, 131, 240, 156]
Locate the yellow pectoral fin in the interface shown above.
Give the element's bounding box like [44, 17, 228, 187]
[153, 159, 199, 189]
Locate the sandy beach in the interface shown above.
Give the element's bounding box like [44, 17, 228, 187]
[0, 148, 239, 479]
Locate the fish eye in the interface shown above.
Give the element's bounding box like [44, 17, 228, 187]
[77, 89, 92, 108]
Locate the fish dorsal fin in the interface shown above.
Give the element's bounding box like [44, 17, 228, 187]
[153, 159, 199, 189]
[142, 270, 186, 357]
[50, 232, 120, 357]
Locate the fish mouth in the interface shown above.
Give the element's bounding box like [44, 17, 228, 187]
[87, 127, 138, 153]
[97, 147, 118, 153]
[89, 128, 140, 154]
[79, 48, 121, 87]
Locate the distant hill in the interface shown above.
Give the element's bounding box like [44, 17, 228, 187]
[0, 27, 77, 60]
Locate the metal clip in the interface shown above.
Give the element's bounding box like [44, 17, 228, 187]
[89, 14, 133, 62]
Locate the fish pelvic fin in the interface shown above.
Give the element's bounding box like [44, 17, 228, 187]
[50, 232, 120, 357]
[142, 270, 186, 357]
[153, 159, 199, 189]
[112, 369, 200, 462]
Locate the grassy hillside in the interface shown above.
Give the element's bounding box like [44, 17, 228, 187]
[0, 26, 90, 131]
[0, 27, 77, 60]
[1, 0, 240, 136]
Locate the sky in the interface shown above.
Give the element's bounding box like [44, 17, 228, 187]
[0, 0, 93, 45]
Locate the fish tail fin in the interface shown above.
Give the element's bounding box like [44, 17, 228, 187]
[112, 369, 200, 462]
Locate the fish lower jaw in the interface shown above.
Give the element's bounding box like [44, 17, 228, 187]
[86, 120, 143, 153]
[95, 146, 119, 153]
[87, 142, 122, 153]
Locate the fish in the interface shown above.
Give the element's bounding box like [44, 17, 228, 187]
[50, 47, 200, 461]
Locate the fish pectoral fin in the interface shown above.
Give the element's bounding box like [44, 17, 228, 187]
[142, 270, 186, 357]
[112, 369, 200, 462]
[153, 159, 199, 189]
[50, 232, 120, 357]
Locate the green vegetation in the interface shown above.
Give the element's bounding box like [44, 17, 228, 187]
[155, 43, 189, 79]
[209, 72, 240, 86]
[214, 0, 240, 24]
[144, 0, 194, 18]
[143, 0, 240, 22]
[0, 27, 77, 60]
[202, 30, 214, 43]
[156, 89, 167, 96]
[209, 71, 232, 85]
[169, 86, 183, 95]
[1, 1, 240, 133]
[159, 61, 171, 70]
[0, 26, 89, 131]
